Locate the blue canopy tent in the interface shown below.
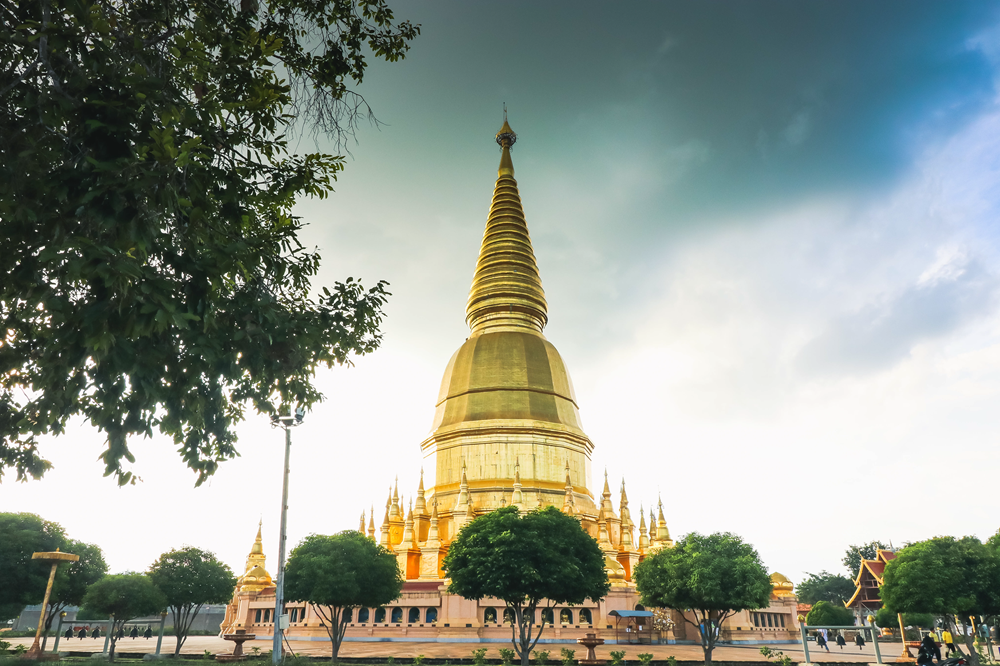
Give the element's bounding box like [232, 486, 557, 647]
[608, 610, 654, 645]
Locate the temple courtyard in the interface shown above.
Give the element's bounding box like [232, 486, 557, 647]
[4, 634, 905, 663]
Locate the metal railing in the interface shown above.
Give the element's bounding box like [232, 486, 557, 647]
[801, 623, 883, 664]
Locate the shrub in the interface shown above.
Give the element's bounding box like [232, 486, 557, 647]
[560, 648, 575, 666]
[387, 658, 396, 666]
[414, 656, 426, 666]
[203, 650, 214, 660]
[500, 649, 516, 665]
[610, 651, 625, 666]
[636, 655, 653, 666]
[0, 641, 9, 654]
[472, 649, 488, 666]
[666, 657, 677, 666]
[534, 650, 551, 665]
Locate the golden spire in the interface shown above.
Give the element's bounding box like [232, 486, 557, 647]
[368, 505, 376, 540]
[656, 496, 673, 545]
[426, 496, 441, 546]
[390, 477, 400, 519]
[359, 510, 366, 534]
[380, 495, 391, 547]
[466, 112, 548, 335]
[638, 506, 649, 552]
[601, 470, 616, 517]
[597, 506, 613, 551]
[401, 499, 415, 547]
[415, 468, 427, 515]
[250, 520, 263, 556]
[457, 460, 470, 508]
[562, 462, 576, 515]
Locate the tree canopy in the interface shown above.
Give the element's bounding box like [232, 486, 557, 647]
[796, 571, 856, 606]
[0, 513, 66, 622]
[843, 541, 888, 578]
[284, 531, 402, 660]
[148, 546, 235, 655]
[81, 573, 166, 662]
[47, 539, 108, 627]
[804, 600, 855, 627]
[881, 536, 1000, 666]
[634, 532, 772, 665]
[0, 0, 418, 484]
[444, 506, 610, 666]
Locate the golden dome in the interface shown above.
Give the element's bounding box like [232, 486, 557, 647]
[239, 565, 273, 592]
[605, 556, 626, 582]
[770, 572, 795, 598]
[431, 331, 583, 431]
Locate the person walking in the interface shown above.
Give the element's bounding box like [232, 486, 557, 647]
[856, 632, 866, 650]
[129, 626, 139, 640]
[817, 632, 830, 652]
[144, 626, 152, 640]
[926, 630, 942, 663]
[91, 627, 100, 639]
[942, 628, 956, 657]
[836, 634, 847, 649]
[77, 627, 86, 640]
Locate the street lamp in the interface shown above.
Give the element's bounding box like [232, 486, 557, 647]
[271, 406, 304, 666]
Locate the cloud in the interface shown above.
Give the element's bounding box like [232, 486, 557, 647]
[796, 256, 996, 376]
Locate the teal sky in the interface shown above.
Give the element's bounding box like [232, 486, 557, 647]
[5, 2, 1000, 587]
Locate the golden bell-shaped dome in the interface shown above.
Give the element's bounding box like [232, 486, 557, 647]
[770, 572, 795, 598]
[239, 565, 273, 593]
[605, 556, 627, 583]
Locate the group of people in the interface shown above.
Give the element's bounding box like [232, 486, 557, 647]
[917, 629, 959, 665]
[814, 628, 867, 652]
[63, 625, 155, 640]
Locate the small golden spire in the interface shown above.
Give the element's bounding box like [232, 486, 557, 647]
[638, 506, 649, 552]
[466, 111, 548, 334]
[457, 460, 470, 508]
[359, 510, 366, 534]
[415, 468, 427, 515]
[656, 496, 672, 545]
[368, 505, 376, 539]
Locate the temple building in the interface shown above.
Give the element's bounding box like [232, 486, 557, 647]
[845, 549, 897, 615]
[221, 118, 801, 644]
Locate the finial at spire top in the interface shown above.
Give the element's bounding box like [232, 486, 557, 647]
[496, 104, 517, 149]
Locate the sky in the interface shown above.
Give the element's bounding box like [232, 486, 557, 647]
[4, 1, 1000, 589]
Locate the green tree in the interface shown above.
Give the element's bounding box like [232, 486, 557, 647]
[797, 571, 855, 605]
[81, 573, 166, 662]
[873, 608, 935, 634]
[843, 541, 889, 578]
[634, 532, 772, 665]
[881, 536, 1000, 666]
[805, 600, 855, 626]
[0, 0, 418, 485]
[148, 547, 235, 655]
[444, 506, 609, 666]
[284, 531, 402, 661]
[46, 540, 108, 630]
[0, 513, 65, 622]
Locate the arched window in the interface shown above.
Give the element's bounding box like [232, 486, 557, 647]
[503, 608, 516, 625]
[358, 608, 370, 623]
[344, 608, 353, 623]
[426, 608, 438, 623]
[635, 604, 645, 611]
[408, 608, 420, 624]
[560, 609, 573, 624]
[541, 609, 554, 625]
[524, 610, 534, 624]
[391, 608, 403, 624]
[484, 608, 498, 624]
[374, 608, 386, 623]
[579, 609, 592, 625]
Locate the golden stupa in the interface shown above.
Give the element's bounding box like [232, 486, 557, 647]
[364, 115, 675, 583]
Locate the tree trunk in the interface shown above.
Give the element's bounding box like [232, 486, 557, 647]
[704, 644, 713, 666]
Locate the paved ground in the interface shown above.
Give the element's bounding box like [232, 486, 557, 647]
[4, 634, 917, 663]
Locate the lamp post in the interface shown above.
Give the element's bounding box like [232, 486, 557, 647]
[271, 407, 304, 666]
